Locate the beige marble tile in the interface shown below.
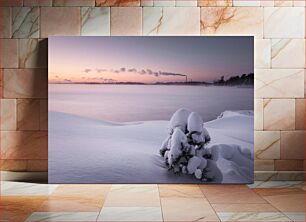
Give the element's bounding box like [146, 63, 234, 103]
[304, 70, 306, 98]
[274, 0, 293, 6]
[280, 130, 304, 159]
[283, 212, 305, 221]
[111, 7, 142, 35]
[293, 0, 305, 6]
[0, 99, 16, 130]
[0, 69, 2, 98]
[217, 212, 291, 221]
[263, 189, 305, 212]
[26, 212, 99, 222]
[255, 39, 271, 68]
[176, 0, 197, 6]
[249, 181, 304, 188]
[1, 181, 58, 196]
[159, 184, 204, 198]
[40, 99, 48, 130]
[27, 159, 48, 172]
[81, 7, 110, 36]
[12, 7, 39, 38]
[41, 7, 80, 38]
[0, 131, 48, 159]
[233, 0, 260, 6]
[255, 187, 304, 197]
[255, 160, 275, 171]
[0, 0, 23, 6]
[254, 171, 304, 181]
[161, 197, 219, 221]
[19, 39, 47, 68]
[0, 7, 11, 38]
[212, 203, 278, 212]
[53, 184, 111, 199]
[200, 7, 263, 38]
[96, 0, 140, 6]
[53, 0, 95, 6]
[200, 185, 266, 204]
[260, 0, 274, 6]
[255, 131, 280, 160]
[154, 0, 175, 6]
[256, 69, 304, 98]
[3, 69, 47, 99]
[38, 196, 104, 212]
[272, 39, 305, 68]
[0, 196, 47, 221]
[295, 99, 305, 130]
[275, 160, 304, 171]
[17, 99, 40, 130]
[264, 7, 305, 38]
[104, 185, 160, 207]
[198, 0, 232, 6]
[141, 0, 153, 6]
[24, 0, 52, 6]
[143, 7, 200, 35]
[263, 99, 295, 130]
[255, 98, 263, 130]
[98, 207, 163, 221]
[0, 159, 27, 171]
[0, 39, 18, 68]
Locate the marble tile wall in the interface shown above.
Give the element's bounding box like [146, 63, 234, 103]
[0, 0, 304, 180]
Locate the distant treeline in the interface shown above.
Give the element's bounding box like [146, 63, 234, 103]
[213, 73, 254, 86]
[49, 73, 254, 86]
[154, 81, 210, 85]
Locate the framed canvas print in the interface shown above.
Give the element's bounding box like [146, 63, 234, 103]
[48, 36, 254, 184]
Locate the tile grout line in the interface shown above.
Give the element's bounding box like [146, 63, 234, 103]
[95, 184, 112, 221]
[251, 188, 299, 221]
[157, 184, 165, 222]
[198, 184, 222, 222]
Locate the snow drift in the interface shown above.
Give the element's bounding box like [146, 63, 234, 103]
[49, 110, 253, 184]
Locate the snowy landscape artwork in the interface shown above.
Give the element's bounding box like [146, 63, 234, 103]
[48, 36, 254, 184]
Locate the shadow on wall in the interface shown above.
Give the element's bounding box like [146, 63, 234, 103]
[1, 39, 48, 183]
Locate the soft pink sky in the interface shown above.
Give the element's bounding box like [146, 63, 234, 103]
[49, 36, 254, 84]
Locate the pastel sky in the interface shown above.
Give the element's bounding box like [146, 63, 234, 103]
[48, 36, 254, 84]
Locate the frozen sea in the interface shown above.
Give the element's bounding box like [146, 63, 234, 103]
[48, 84, 254, 184]
[48, 84, 254, 122]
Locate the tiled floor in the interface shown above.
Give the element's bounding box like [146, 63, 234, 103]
[0, 181, 305, 222]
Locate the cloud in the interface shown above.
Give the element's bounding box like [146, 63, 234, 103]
[128, 68, 137, 72]
[158, 71, 186, 77]
[81, 67, 187, 79]
[110, 69, 120, 74]
[146, 69, 153, 75]
[104, 78, 116, 82]
[84, 68, 91, 73]
[139, 69, 146, 75]
[96, 68, 107, 73]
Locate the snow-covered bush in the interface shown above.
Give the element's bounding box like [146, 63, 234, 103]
[167, 127, 190, 167]
[159, 108, 212, 181]
[169, 108, 191, 134]
[187, 112, 211, 146]
[160, 108, 191, 157]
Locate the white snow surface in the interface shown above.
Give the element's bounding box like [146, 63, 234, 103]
[187, 112, 204, 133]
[168, 108, 191, 133]
[49, 110, 254, 183]
[167, 128, 189, 166]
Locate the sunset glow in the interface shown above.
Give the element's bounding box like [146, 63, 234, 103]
[48, 36, 254, 84]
